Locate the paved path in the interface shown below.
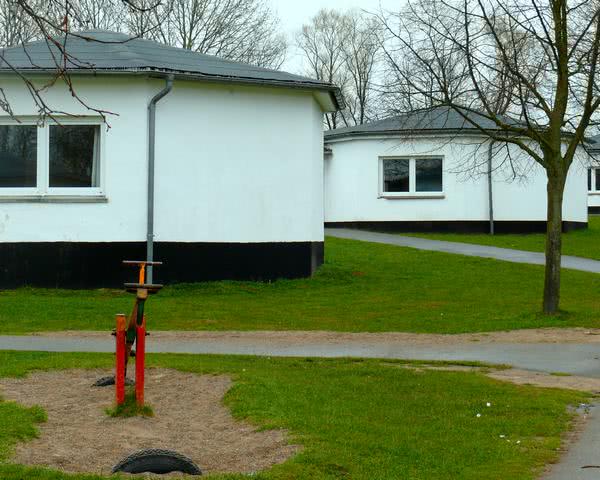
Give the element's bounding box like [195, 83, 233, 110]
[1, 332, 600, 478]
[323, 228, 600, 478]
[325, 228, 600, 273]
[544, 404, 600, 480]
[2, 334, 600, 377]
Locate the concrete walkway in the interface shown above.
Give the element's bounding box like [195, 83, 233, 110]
[1, 332, 599, 478]
[544, 404, 600, 480]
[325, 228, 600, 273]
[323, 227, 600, 478]
[2, 334, 600, 377]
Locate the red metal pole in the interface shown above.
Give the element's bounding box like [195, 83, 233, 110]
[115, 314, 127, 406]
[135, 315, 146, 407]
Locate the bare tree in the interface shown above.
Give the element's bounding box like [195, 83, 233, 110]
[0, 1, 160, 119]
[0, 0, 286, 118]
[343, 12, 381, 125]
[131, 0, 287, 68]
[379, 1, 472, 114]
[125, 0, 167, 39]
[0, 0, 50, 47]
[379, 0, 600, 314]
[69, 0, 129, 31]
[297, 9, 350, 129]
[298, 9, 381, 129]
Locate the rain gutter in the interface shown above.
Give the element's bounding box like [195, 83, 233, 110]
[487, 140, 495, 235]
[146, 74, 174, 284]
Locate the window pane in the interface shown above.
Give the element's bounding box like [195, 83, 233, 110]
[596, 168, 600, 192]
[383, 159, 410, 192]
[0, 125, 37, 187]
[416, 158, 443, 192]
[49, 125, 99, 187]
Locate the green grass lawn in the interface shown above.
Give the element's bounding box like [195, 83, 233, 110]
[0, 237, 598, 334]
[0, 351, 589, 479]
[404, 216, 600, 260]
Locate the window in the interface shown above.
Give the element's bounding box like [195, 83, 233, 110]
[380, 157, 443, 197]
[0, 119, 104, 198]
[50, 125, 100, 187]
[590, 167, 600, 193]
[383, 159, 409, 192]
[416, 158, 443, 192]
[588, 167, 600, 193]
[0, 125, 37, 187]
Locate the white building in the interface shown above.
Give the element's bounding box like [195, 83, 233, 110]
[324, 107, 588, 233]
[586, 135, 600, 214]
[0, 31, 341, 288]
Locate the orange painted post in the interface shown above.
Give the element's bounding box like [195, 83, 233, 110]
[135, 315, 146, 406]
[115, 314, 127, 406]
[138, 264, 146, 284]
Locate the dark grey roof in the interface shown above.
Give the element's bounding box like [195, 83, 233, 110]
[325, 106, 524, 140]
[0, 30, 341, 108]
[587, 134, 600, 151]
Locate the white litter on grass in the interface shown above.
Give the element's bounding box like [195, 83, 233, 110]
[486, 402, 491, 407]
[516, 441, 521, 444]
[499, 435, 506, 438]
[476, 413, 482, 418]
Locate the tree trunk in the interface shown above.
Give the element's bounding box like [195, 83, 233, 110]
[543, 172, 566, 314]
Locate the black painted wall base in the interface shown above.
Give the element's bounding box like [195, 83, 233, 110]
[325, 220, 588, 234]
[0, 241, 324, 289]
[589, 207, 600, 215]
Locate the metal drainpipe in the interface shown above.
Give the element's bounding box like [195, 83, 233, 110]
[146, 74, 174, 284]
[487, 140, 495, 235]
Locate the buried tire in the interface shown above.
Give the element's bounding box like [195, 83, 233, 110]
[92, 376, 134, 387]
[111, 449, 202, 475]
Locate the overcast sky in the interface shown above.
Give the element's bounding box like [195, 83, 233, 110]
[273, 0, 401, 73]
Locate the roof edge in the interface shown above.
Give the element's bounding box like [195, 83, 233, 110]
[325, 128, 506, 141]
[324, 126, 578, 142]
[0, 67, 343, 110]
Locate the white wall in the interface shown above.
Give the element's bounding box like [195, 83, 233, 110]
[0, 75, 325, 243]
[588, 163, 600, 209]
[324, 135, 588, 224]
[154, 80, 324, 243]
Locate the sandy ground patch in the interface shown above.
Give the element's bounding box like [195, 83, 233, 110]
[394, 364, 600, 392]
[37, 327, 600, 345]
[487, 369, 600, 393]
[0, 369, 298, 476]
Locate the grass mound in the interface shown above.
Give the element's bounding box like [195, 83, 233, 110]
[0, 351, 590, 479]
[0, 231, 598, 334]
[105, 390, 154, 418]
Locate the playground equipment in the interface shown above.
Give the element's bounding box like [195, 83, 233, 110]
[97, 261, 203, 476]
[112, 449, 202, 475]
[115, 260, 163, 406]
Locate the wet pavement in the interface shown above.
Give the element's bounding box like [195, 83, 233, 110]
[1, 335, 600, 377]
[1, 333, 600, 478]
[1, 229, 598, 478]
[325, 228, 600, 273]
[544, 404, 600, 480]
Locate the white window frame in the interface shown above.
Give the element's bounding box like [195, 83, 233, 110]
[378, 155, 445, 199]
[0, 116, 106, 202]
[0, 117, 41, 197]
[589, 167, 600, 195]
